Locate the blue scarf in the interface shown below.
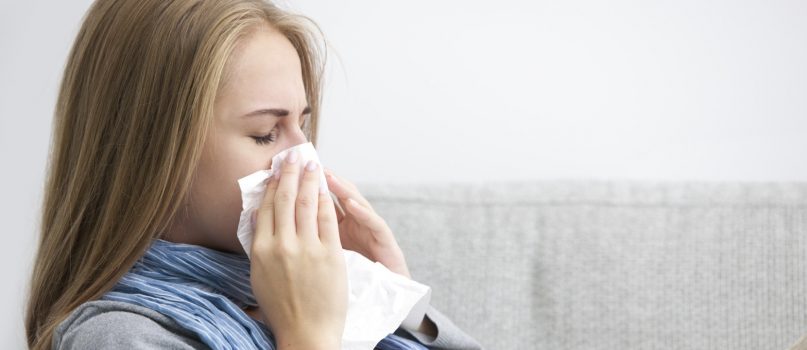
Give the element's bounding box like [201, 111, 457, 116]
[102, 239, 426, 350]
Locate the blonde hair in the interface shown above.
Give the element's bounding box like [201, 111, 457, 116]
[24, 0, 326, 348]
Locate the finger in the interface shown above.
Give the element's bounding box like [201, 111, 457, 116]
[343, 198, 388, 232]
[296, 159, 321, 241]
[318, 178, 342, 249]
[331, 193, 345, 223]
[254, 171, 279, 249]
[274, 149, 302, 240]
[325, 177, 352, 220]
[324, 167, 362, 195]
[323, 168, 374, 211]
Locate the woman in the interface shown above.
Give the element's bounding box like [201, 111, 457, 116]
[24, 0, 484, 349]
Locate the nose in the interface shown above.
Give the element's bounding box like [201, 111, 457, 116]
[268, 126, 309, 169]
[284, 125, 309, 149]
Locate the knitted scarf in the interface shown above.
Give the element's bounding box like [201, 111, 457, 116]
[102, 239, 426, 350]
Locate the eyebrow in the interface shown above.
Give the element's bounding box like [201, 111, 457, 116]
[243, 106, 311, 118]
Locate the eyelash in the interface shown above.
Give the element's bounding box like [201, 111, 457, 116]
[252, 118, 308, 145]
[252, 127, 278, 145]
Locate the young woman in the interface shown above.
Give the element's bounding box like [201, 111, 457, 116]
[24, 0, 484, 349]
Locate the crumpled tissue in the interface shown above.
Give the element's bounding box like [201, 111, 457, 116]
[235, 142, 432, 350]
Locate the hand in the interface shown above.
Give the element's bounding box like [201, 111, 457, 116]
[323, 167, 412, 279]
[250, 150, 347, 349]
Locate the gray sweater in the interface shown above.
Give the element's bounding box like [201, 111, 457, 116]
[52, 300, 484, 349]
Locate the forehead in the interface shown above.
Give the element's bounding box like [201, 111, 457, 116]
[217, 25, 306, 113]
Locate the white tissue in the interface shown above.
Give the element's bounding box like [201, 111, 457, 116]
[235, 142, 329, 256]
[236, 142, 432, 350]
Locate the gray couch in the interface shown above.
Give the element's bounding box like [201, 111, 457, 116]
[357, 180, 807, 349]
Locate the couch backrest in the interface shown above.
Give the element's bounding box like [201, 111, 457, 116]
[358, 181, 807, 349]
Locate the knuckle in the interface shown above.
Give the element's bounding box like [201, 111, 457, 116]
[275, 190, 295, 203]
[296, 194, 316, 208]
[258, 202, 276, 214]
[272, 241, 299, 257]
[251, 239, 271, 254]
[317, 198, 334, 213]
[252, 239, 271, 252]
[324, 247, 345, 261]
[281, 163, 299, 175]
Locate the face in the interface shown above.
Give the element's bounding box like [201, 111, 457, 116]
[163, 24, 310, 254]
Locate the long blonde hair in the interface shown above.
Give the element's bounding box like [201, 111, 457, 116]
[25, 0, 326, 348]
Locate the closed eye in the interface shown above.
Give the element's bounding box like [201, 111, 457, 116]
[251, 127, 278, 145]
[251, 113, 309, 146]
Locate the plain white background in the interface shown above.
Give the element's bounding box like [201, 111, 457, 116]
[2, 0, 805, 347]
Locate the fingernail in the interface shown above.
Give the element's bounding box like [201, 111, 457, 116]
[305, 160, 319, 172]
[286, 149, 298, 164]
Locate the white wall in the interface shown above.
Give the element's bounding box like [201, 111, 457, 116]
[294, 0, 807, 184]
[1, 0, 97, 347]
[2, 0, 806, 347]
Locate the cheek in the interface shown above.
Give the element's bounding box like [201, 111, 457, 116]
[187, 163, 242, 237]
[189, 139, 271, 235]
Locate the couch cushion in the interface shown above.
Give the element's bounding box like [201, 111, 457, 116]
[357, 181, 807, 349]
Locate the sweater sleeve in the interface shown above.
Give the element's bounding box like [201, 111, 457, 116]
[52, 300, 209, 350]
[394, 305, 485, 350]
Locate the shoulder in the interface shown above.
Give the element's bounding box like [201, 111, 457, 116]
[53, 299, 208, 350]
